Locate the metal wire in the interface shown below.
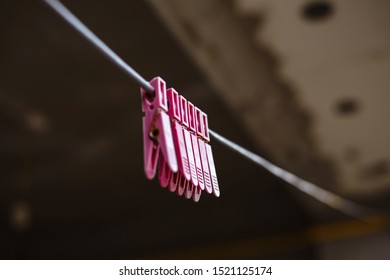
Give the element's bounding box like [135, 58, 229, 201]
[209, 129, 376, 217]
[42, 0, 155, 94]
[43, 0, 378, 218]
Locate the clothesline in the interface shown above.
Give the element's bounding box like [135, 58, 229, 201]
[42, 0, 378, 218]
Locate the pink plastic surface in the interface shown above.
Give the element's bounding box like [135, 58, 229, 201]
[188, 104, 204, 190]
[176, 174, 186, 196]
[167, 88, 191, 181]
[205, 143, 220, 197]
[184, 182, 194, 199]
[158, 156, 171, 188]
[195, 107, 212, 193]
[187, 101, 196, 134]
[169, 171, 179, 192]
[171, 122, 191, 181]
[192, 186, 201, 202]
[191, 134, 205, 190]
[198, 139, 212, 194]
[179, 96, 197, 187]
[179, 96, 189, 127]
[141, 77, 178, 179]
[201, 111, 210, 142]
[167, 88, 181, 121]
[195, 107, 204, 138]
[183, 129, 197, 186]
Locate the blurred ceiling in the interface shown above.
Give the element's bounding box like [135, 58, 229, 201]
[236, 0, 390, 196]
[0, 0, 389, 259]
[148, 0, 390, 198]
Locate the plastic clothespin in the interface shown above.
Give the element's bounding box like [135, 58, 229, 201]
[140, 77, 178, 180]
[179, 96, 198, 187]
[167, 88, 191, 181]
[140, 76, 218, 201]
[206, 143, 220, 197]
[166, 88, 193, 199]
[196, 109, 220, 197]
[188, 102, 205, 191]
[166, 89, 204, 201]
[195, 109, 213, 194]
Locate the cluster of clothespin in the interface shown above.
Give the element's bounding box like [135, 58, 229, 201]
[140, 77, 220, 202]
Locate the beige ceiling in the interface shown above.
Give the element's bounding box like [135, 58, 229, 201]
[237, 0, 390, 196]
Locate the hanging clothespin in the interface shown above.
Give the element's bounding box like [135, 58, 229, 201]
[195, 108, 220, 197]
[166, 88, 200, 201]
[188, 101, 205, 191]
[167, 88, 191, 181]
[140, 77, 178, 180]
[195, 109, 213, 195]
[140, 77, 219, 201]
[167, 89, 201, 201]
[178, 95, 198, 187]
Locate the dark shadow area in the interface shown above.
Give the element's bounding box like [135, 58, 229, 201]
[0, 0, 317, 259]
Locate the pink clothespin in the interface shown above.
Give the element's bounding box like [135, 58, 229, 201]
[196, 109, 220, 197]
[179, 96, 198, 187]
[195, 109, 213, 194]
[166, 88, 192, 199]
[166, 89, 205, 201]
[140, 77, 178, 181]
[188, 102, 205, 191]
[140, 76, 218, 201]
[167, 88, 191, 181]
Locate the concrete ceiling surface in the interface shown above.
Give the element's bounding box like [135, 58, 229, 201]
[236, 0, 390, 196]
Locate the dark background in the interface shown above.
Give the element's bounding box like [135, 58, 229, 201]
[1, 0, 383, 259]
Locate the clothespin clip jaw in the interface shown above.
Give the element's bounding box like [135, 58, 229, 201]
[141, 77, 178, 180]
[192, 184, 202, 202]
[167, 88, 181, 121]
[201, 111, 210, 142]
